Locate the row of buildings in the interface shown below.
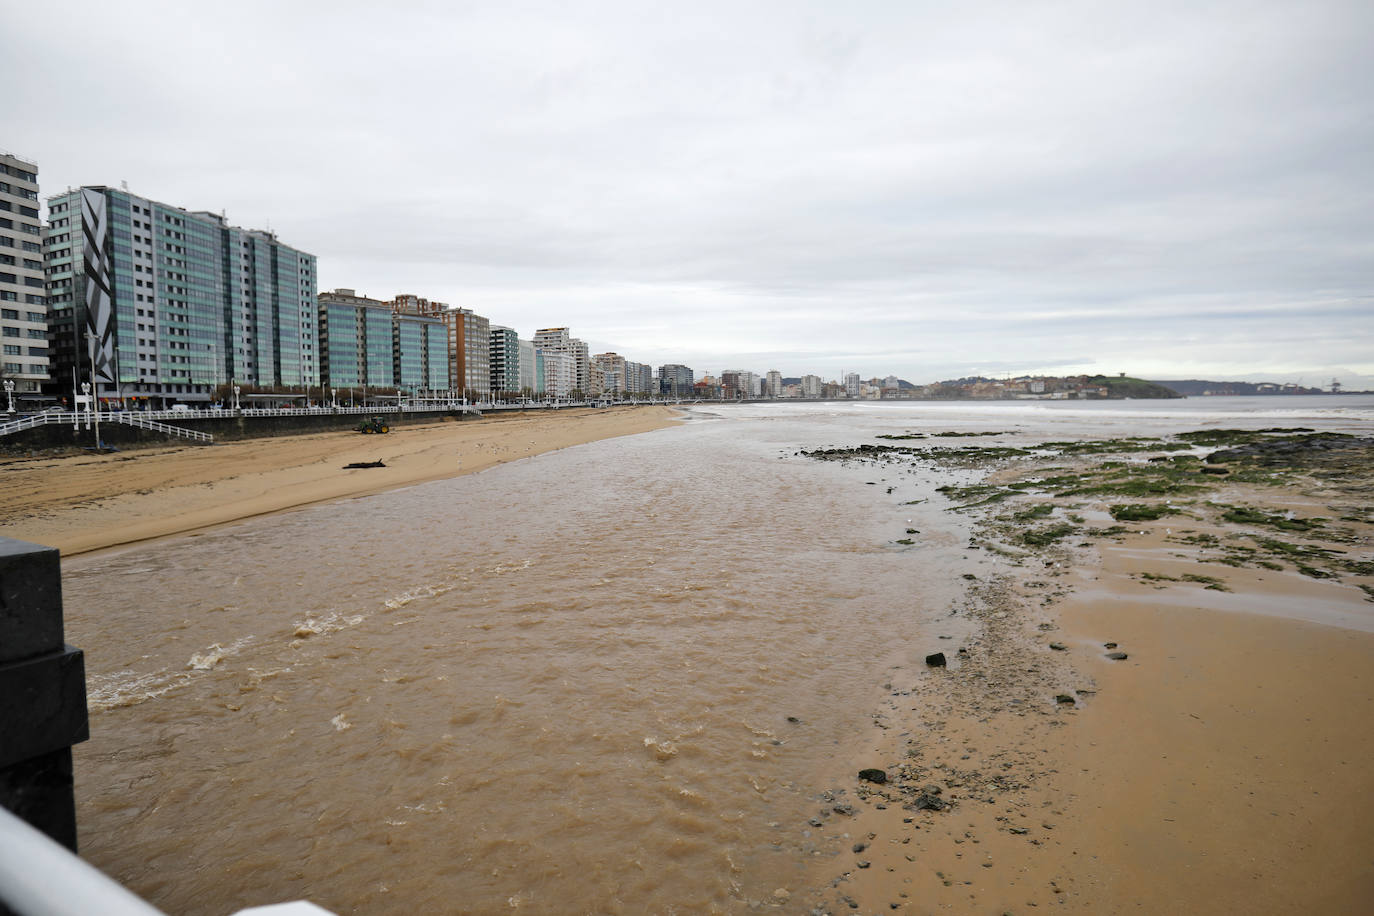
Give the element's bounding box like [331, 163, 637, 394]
[2, 148, 908, 411]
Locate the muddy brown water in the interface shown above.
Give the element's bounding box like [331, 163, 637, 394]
[61, 398, 1373, 913]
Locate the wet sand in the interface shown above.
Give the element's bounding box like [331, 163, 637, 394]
[0, 406, 679, 556]
[811, 462, 1374, 913]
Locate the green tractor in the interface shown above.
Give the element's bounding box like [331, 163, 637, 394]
[357, 416, 391, 434]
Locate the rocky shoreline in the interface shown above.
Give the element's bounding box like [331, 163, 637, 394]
[796, 427, 1374, 913]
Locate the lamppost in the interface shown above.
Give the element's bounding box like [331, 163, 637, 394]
[3, 379, 14, 415]
[232, 384, 241, 413]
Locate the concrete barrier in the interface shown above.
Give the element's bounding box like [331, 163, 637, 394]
[0, 538, 88, 853]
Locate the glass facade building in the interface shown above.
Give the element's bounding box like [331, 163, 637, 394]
[43, 186, 317, 405]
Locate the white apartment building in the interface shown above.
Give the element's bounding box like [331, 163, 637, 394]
[0, 151, 47, 404]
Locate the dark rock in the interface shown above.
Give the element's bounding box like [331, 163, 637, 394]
[858, 768, 888, 784]
[853, 842, 867, 853]
[1103, 642, 1118, 649]
[787, 716, 801, 723]
[1106, 651, 1129, 660]
[1201, 466, 1229, 475]
[921, 784, 943, 795]
[833, 803, 856, 816]
[1049, 642, 1067, 651]
[912, 793, 947, 811]
[1055, 694, 1075, 705]
[925, 652, 946, 668]
[342, 460, 386, 469]
[808, 817, 824, 827]
[857, 860, 871, 869]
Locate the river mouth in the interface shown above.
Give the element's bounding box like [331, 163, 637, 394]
[67, 406, 981, 914]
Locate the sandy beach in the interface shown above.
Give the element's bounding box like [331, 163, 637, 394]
[805, 432, 1374, 913]
[0, 406, 679, 556]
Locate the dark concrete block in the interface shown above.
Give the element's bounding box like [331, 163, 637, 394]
[0, 645, 89, 768]
[0, 747, 77, 852]
[0, 538, 64, 664]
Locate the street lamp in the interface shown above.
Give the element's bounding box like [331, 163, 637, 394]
[232, 385, 241, 413]
[3, 379, 14, 415]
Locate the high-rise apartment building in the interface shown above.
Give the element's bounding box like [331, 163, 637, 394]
[765, 370, 782, 398]
[318, 289, 446, 396]
[319, 288, 389, 389]
[389, 294, 448, 393]
[489, 326, 520, 396]
[843, 372, 860, 398]
[44, 186, 316, 405]
[1, 151, 47, 404]
[540, 349, 575, 398]
[518, 338, 541, 396]
[658, 364, 694, 396]
[440, 307, 490, 398]
[534, 327, 590, 395]
[592, 352, 627, 394]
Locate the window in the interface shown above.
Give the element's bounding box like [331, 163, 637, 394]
[27, 346, 45, 356]
[3, 345, 20, 355]
[2, 327, 20, 338]
[3, 362, 23, 374]
[26, 329, 44, 339]
[25, 312, 42, 321]
[1, 308, 16, 319]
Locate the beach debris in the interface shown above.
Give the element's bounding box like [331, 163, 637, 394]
[925, 652, 947, 667]
[343, 460, 386, 469]
[858, 768, 888, 784]
[1105, 651, 1129, 660]
[1103, 642, 1118, 649]
[1049, 642, 1067, 651]
[1055, 694, 1076, 705]
[786, 716, 801, 723]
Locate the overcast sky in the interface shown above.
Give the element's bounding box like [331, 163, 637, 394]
[8, 0, 1372, 386]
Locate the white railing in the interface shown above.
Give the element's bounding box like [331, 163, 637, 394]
[0, 805, 165, 916]
[0, 805, 334, 916]
[0, 397, 681, 440]
[110, 413, 213, 443]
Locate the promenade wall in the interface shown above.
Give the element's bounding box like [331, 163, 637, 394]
[0, 409, 472, 453]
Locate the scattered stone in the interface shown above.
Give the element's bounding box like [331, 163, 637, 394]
[962, 573, 977, 580]
[912, 793, 947, 811]
[808, 817, 824, 827]
[1106, 651, 1129, 661]
[833, 803, 856, 816]
[853, 842, 867, 853]
[1103, 642, 1118, 649]
[925, 652, 947, 667]
[1055, 694, 1075, 705]
[787, 716, 801, 723]
[1049, 642, 1067, 651]
[858, 768, 888, 784]
[857, 860, 871, 869]
[1201, 466, 1230, 475]
[1009, 827, 1029, 835]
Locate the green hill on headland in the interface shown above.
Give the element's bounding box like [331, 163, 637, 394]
[1087, 376, 1184, 399]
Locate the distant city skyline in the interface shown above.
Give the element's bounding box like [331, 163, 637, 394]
[7, 0, 1371, 388]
